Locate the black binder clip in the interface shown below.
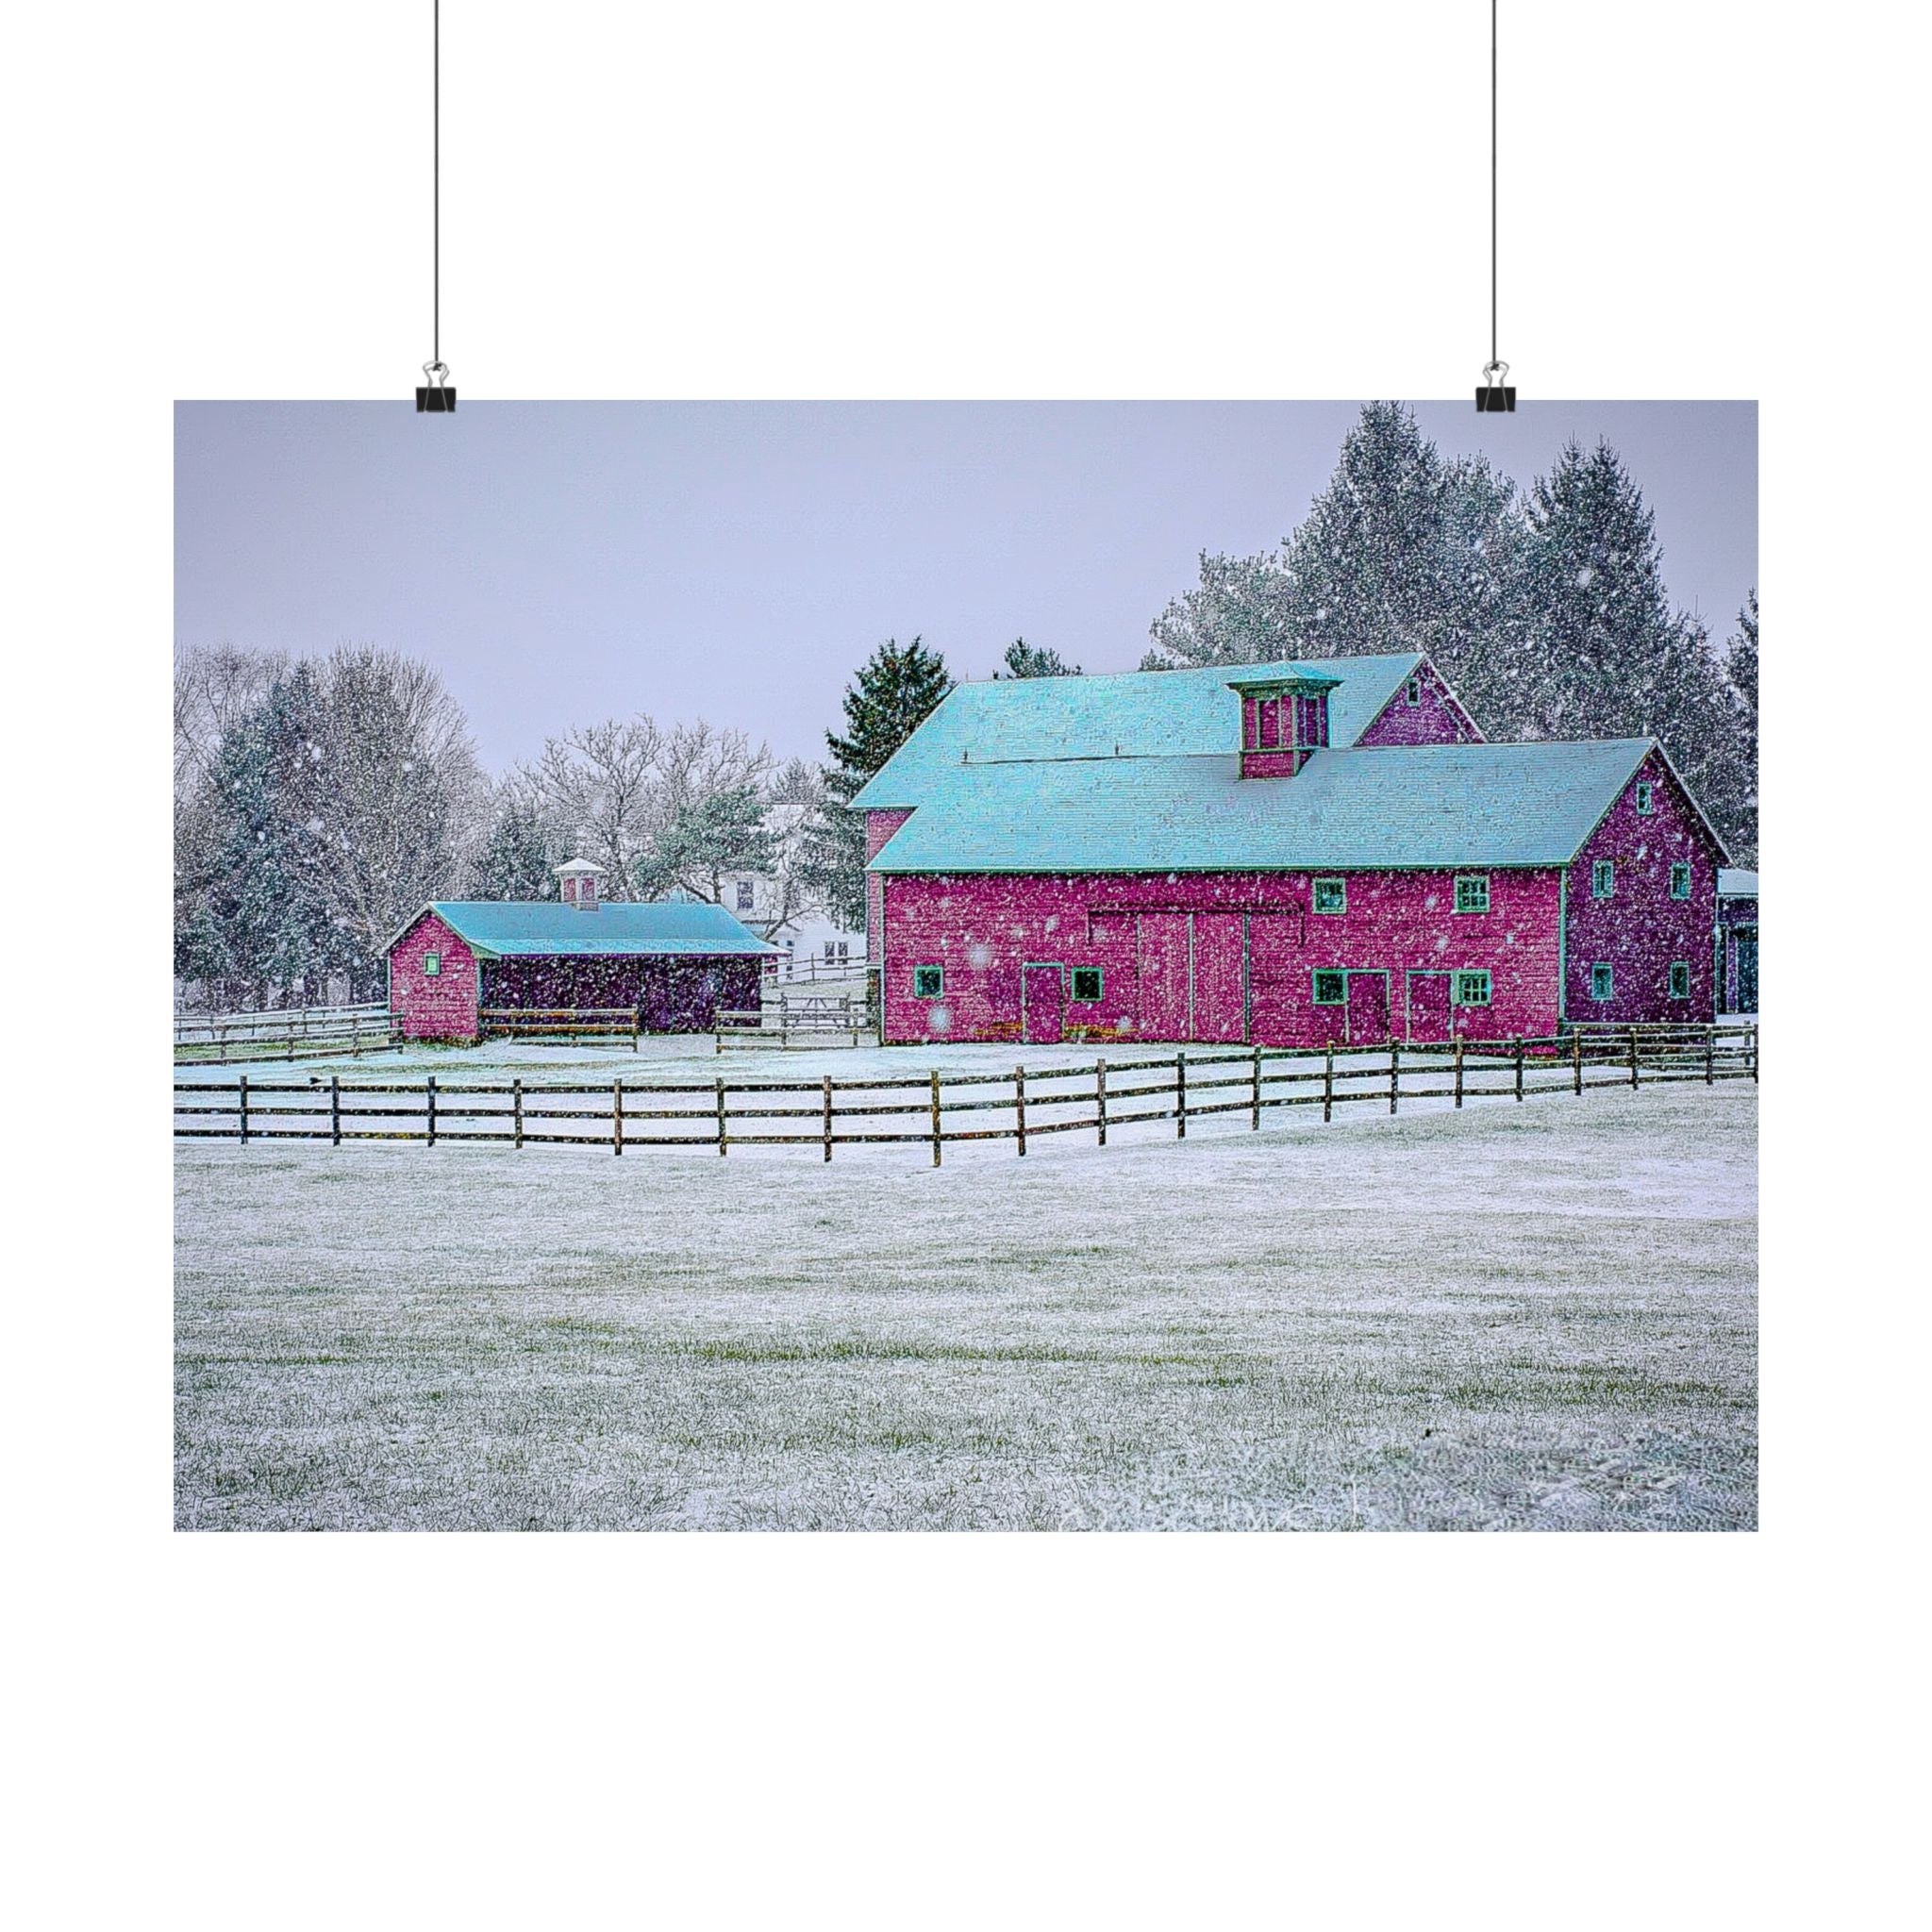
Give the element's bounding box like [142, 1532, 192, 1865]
[1475, 359, 1515, 412]
[416, 361, 457, 413]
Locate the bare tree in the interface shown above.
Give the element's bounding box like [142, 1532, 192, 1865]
[523, 717, 667, 897]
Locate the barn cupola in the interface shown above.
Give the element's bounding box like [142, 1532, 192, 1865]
[556, 858, 606, 910]
[1228, 671, 1340, 777]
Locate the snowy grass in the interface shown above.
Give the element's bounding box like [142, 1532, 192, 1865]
[174, 1082, 1757, 1531]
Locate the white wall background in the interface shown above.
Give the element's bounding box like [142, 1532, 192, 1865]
[3, 5, 1921, 1927]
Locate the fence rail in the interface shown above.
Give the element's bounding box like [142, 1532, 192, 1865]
[176, 1023, 1757, 1162]
[478, 1008, 641, 1050]
[173, 1004, 396, 1065]
[717, 995, 875, 1051]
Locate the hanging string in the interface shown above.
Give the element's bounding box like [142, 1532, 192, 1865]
[1477, 1, 1513, 409]
[417, 0, 453, 408]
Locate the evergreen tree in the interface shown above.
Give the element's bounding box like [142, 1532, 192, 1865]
[203, 663, 350, 1000]
[636, 785, 777, 905]
[469, 796, 558, 899]
[797, 637, 953, 932]
[996, 638, 1081, 678]
[1145, 403, 1520, 691]
[1724, 590, 1758, 862]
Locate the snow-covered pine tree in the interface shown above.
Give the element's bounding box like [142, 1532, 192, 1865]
[635, 784, 777, 907]
[469, 795, 558, 900]
[1724, 590, 1758, 861]
[996, 638, 1081, 677]
[1143, 403, 1519, 685]
[798, 637, 953, 933]
[204, 662, 351, 1003]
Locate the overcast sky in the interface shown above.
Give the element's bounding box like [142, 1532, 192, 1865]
[175, 401, 1757, 775]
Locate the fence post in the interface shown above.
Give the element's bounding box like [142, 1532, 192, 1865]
[1390, 1041, 1400, 1115]
[1454, 1038, 1465, 1108]
[1628, 1026, 1640, 1089]
[929, 1070, 942, 1168]
[1750, 1022, 1758, 1083]
[1175, 1053, 1187, 1140]
[426, 1074, 438, 1146]
[1572, 1030, 1582, 1096]
[1513, 1038, 1524, 1103]
[1324, 1046, 1334, 1124]
[1706, 1032, 1715, 1086]
[1096, 1058, 1108, 1146]
[715, 1076, 727, 1156]
[1251, 1042, 1261, 1130]
[632, 1011, 640, 1054]
[513, 1076, 524, 1150]
[239, 1072, 250, 1144]
[613, 1079, 624, 1156]
[822, 1074, 833, 1162]
[1015, 1065, 1027, 1158]
[330, 1074, 341, 1147]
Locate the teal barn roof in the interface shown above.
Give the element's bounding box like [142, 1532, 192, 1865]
[866, 739, 1658, 874]
[850, 653, 1428, 810]
[408, 900, 776, 958]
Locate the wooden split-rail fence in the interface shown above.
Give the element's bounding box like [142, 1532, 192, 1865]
[716, 993, 875, 1051]
[478, 1008, 642, 1049]
[175, 1022, 1757, 1163]
[173, 1002, 396, 1065]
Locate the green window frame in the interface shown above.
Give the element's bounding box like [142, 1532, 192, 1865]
[1311, 969, 1347, 1006]
[1406, 676, 1422, 707]
[1669, 861, 1692, 899]
[1669, 960, 1690, 1000]
[1635, 781, 1655, 815]
[1311, 876, 1346, 915]
[1070, 966, 1103, 1003]
[1453, 874, 1491, 914]
[1591, 962, 1614, 1002]
[1453, 970, 1491, 1007]
[912, 963, 943, 999]
[1591, 859, 1615, 898]
[422, 952, 441, 977]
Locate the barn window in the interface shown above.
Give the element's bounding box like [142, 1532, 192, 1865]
[1591, 860, 1615, 898]
[1311, 877, 1346, 915]
[913, 964, 943, 999]
[1591, 962, 1614, 1001]
[735, 881, 755, 911]
[1453, 970, 1491, 1006]
[1636, 781, 1655, 814]
[1312, 970, 1346, 1006]
[1454, 874, 1490, 914]
[422, 952, 441, 977]
[1670, 861, 1692, 899]
[1406, 676, 1422, 707]
[1669, 960, 1691, 999]
[1070, 967, 1103, 1003]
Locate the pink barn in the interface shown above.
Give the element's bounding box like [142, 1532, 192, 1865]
[854, 653, 1730, 1049]
[387, 860, 775, 1043]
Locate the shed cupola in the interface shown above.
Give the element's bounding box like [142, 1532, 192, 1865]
[1228, 671, 1340, 777]
[556, 857, 606, 910]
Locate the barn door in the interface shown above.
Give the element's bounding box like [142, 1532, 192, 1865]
[1190, 914, 1247, 1042]
[1022, 963, 1065, 1044]
[1406, 971, 1451, 1042]
[1346, 972, 1391, 1046]
[1136, 915, 1190, 1041]
[1734, 933, 1757, 1013]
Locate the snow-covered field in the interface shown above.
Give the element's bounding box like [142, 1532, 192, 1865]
[175, 1079, 1757, 1531]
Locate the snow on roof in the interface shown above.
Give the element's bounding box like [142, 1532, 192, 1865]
[850, 653, 1425, 810]
[555, 857, 606, 874]
[867, 739, 1661, 874]
[1717, 868, 1758, 898]
[407, 900, 776, 958]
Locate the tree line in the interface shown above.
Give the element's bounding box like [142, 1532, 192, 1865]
[175, 646, 827, 1007]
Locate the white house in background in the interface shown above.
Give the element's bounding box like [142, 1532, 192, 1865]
[712, 870, 865, 976]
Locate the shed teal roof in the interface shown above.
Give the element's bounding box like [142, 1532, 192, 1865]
[410, 901, 776, 958]
[850, 653, 1429, 810]
[867, 740, 1658, 874]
